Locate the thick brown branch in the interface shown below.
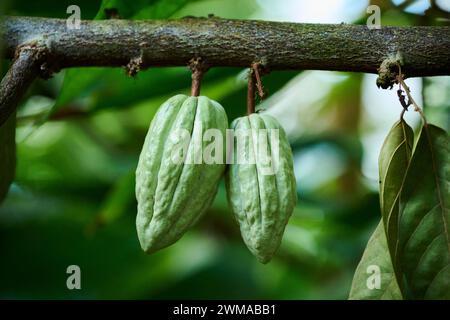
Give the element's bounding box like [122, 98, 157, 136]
[1, 16, 449, 120]
[1, 16, 449, 78]
[0, 45, 43, 126]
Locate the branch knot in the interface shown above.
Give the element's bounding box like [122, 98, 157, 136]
[376, 53, 404, 89]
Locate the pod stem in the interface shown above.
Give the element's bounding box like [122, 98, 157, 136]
[191, 68, 203, 97]
[247, 63, 267, 115]
[189, 58, 208, 97]
[247, 68, 256, 115]
[252, 62, 266, 100]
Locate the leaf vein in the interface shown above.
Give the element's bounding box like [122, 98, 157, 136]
[410, 232, 442, 281]
[424, 126, 450, 254]
[401, 203, 441, 254]
[423, 262, 450, 299]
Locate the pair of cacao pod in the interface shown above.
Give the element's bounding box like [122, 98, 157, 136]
[135, 94, 297, 263]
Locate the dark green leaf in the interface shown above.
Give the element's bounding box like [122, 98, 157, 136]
[7, 0, 99, 19]
[349, 222, 402, 300]
[397, 124, 450, 299]
[96, 0, 196, 20]
[379, 119, 413, 270]
[88, 170, 136, 232]
[349, 119, 415, 300]
[52, 0, 199, 116]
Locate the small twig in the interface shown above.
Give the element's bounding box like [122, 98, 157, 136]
[397, 88, 411, 110]
[396, 63, 427, 124]
[189, 58, 208, 97]
[247, 68, 256, 115]
[399, 108, 406, 120]
[397, 84, 411, 121]
[0, 46, 43, 126]
[251, 62, 266, 100]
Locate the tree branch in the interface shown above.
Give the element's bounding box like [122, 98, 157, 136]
[1, 16, 449, 122]
[0, 44, 44, 126]
[1, 16, 449, 78]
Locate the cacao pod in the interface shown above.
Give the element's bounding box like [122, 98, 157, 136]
[226, 113, 297, 263]
[136, 94, 228, 253]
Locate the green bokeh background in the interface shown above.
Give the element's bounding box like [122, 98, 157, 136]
[0, 0, 449, 299]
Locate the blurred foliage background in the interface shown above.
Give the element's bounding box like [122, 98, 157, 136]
[0, 0, 449, 299]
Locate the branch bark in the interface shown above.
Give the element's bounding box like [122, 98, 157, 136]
[0, 45, 43, 126]
[1, 16, 449, 77]
[1, 16, 450, 123]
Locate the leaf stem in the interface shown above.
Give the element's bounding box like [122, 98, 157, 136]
[396, 64, 427, 125]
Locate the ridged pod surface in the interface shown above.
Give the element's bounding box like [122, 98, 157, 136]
[226, 113, 297, 263]
[136, 94, 228, 253]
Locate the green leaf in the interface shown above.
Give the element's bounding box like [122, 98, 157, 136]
[0, 112, 16, 204]
[88, 170, 136, 233]
[7, 0, 99, 19]
[96, 0, 196, 19]
[378, 119, 414, 270]
[397, 124, 450, 299]
[349, 222, 402, 300]
[349, 119, 415, 300]
[53, 68, 182, 113]
[52, 0, 199, 116]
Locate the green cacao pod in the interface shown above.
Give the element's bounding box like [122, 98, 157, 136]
[136, 94, 228, 253]
[226, 113, 297, 263]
